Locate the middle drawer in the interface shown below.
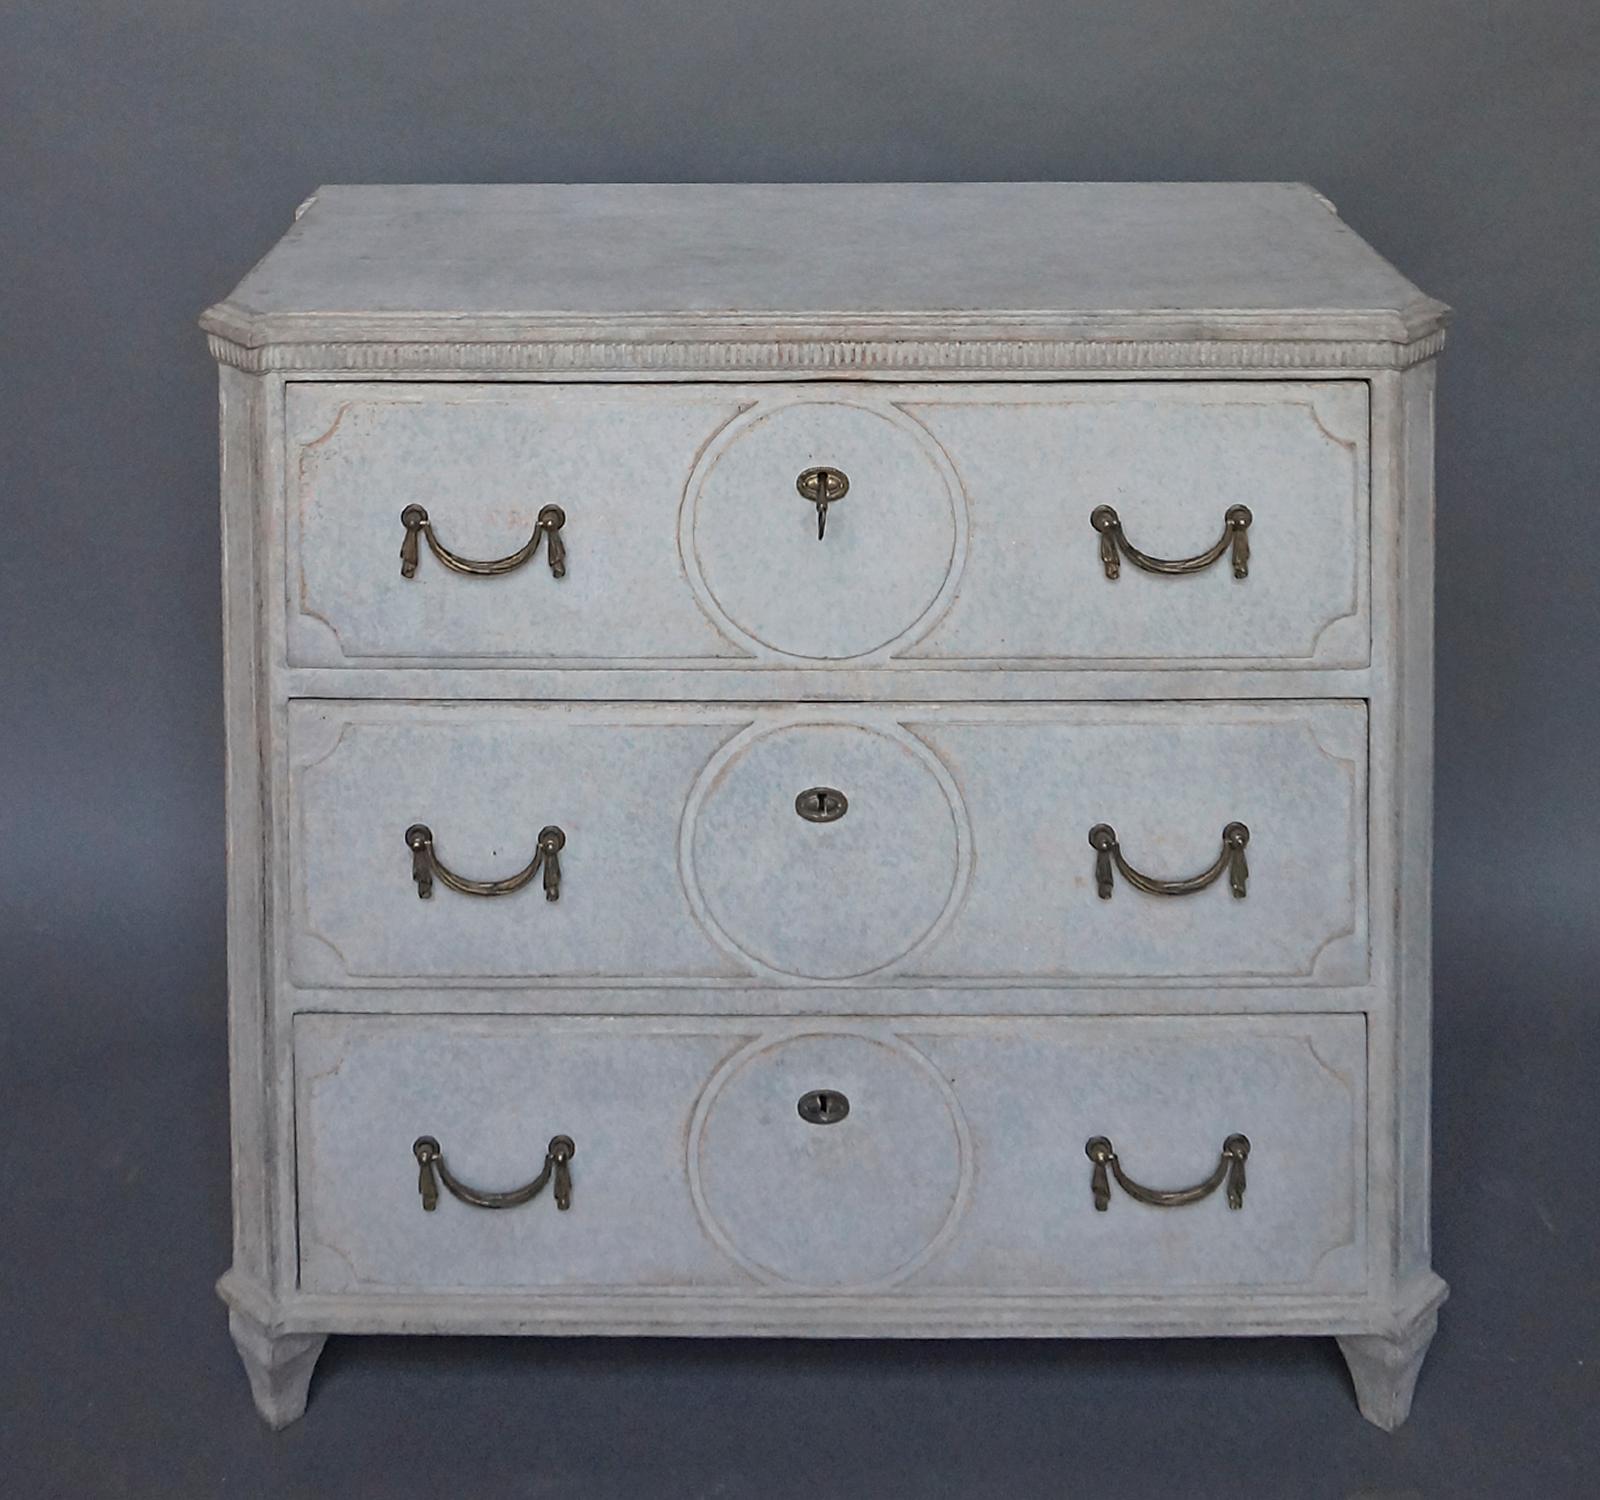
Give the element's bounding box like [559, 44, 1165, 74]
[288, 701, 1367, 989]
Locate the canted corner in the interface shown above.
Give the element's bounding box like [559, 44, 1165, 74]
[201, 300, 270, 369]
[1396, 296, 1452, 357]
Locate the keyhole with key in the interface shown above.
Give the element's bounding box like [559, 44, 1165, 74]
[796, 466, 850, 539]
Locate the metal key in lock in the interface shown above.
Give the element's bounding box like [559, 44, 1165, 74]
[796, 466, 849, 539]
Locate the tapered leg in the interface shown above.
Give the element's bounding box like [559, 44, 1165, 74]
[1337, 1309, 1438, 1430]
[229, 1309, 327, 1429]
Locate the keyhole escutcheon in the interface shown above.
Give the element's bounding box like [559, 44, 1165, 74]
[795, 786, 849, 823]
[798, 1089, 851, 1125]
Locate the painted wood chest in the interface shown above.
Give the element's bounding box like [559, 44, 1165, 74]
[203, 182, 1447, 1428]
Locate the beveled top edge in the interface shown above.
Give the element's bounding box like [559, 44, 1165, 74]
[201, 320, 1449, 376]
[201, 182, 1450, 357]
[200, 299, 1452, 351]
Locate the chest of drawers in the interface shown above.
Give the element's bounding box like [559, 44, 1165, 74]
[204, 182, 1447, 1430]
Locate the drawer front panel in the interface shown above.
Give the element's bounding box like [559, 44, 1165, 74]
[295, 1017, 752, 1293]
[294, 1013, 1366, 1296]
[287, 381, 1367, 669]
[907, 1014, 1367, 1293]
[289, 385, 749, 666]
[288, 701, 1365, 988]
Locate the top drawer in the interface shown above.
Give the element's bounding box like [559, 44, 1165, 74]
[286, 382, 1369, 670]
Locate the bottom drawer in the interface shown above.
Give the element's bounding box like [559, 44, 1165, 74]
[294, 1012, 1367, 1297]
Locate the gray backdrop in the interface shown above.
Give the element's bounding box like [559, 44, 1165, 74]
[4, 3, 1596, 1496]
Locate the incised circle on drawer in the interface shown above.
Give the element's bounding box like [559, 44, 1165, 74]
[681, 397, 968, 660]
[681, 720, 970, 981]
[689, 1030, 972, 1290]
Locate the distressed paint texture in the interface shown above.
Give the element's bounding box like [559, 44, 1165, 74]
[211, 183, 1445, 1431]
[295, 1014, 1364, 1297]
[287, 381, 1367, 669]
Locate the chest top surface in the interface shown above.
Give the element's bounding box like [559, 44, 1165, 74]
[202, 182, 1446, 363]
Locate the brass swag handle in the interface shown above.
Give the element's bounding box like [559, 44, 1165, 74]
[1086, 1134, 1251, 1211]
[406, 824, 566, 901]
[1090, 821, 1249, 899]
[400, 503, 567, 579]
[1091, 504, 1252, 580]
[414, 1135, 575, 1212]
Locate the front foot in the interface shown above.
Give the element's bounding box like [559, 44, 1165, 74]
[229, 1309, 327, 1429]
[1337, 1307, 1438, 1430]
